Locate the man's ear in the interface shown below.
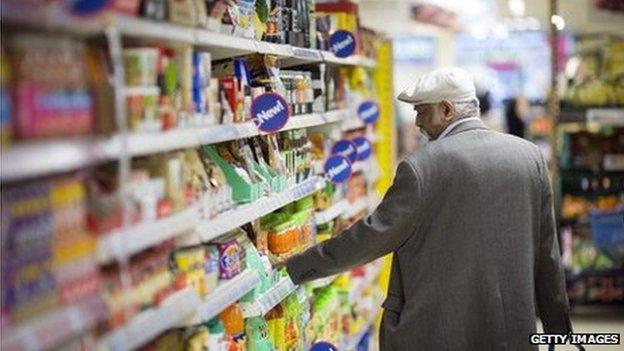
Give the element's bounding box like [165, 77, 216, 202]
[441, 100, 455, 121]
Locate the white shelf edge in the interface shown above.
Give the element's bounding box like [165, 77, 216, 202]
[342, 118, 366, 131]
[2, 295, 106, 351]
[197, 176, 325, 242]
[98, 288, 201, 351]
[307, 274, 339, 289]
[0, 137, 109, 182]
[2, 111, 348, 181]
[97, 204, 201, 264]
[242, 275, 297, 317]
[315, 200, 348, 223]
[179, 269, 260, 327]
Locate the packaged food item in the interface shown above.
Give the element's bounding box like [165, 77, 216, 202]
[172, 246, 206, 297]
[206, 318, 228, 351]
[245, 316, 274, 351]
[125, 86, 161, 131]
[7, 34, 93, 139]
[123, 47, 159, 87]
[219, 303, 245, 341]
[140, 0, 168, 21]
[214, 235, 241, 279]
[168, 0, 196, 25]
[203, 245, 220, 294]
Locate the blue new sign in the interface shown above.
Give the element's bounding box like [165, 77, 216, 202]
[352, 136, 372, 161]
[310, 342, 338, 351]
[251, 93, 290, 133]
[324, 155, 352, 184]
[331, 140, 358, 163]
[357, 100, 380, 125]
[329, 30, 356, 58]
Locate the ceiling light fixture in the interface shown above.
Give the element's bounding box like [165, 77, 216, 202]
[508, 0, 526, 17]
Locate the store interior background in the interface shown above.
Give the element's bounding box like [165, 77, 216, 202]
[1, 0, 623, 350]
[362, 1, 624, 349]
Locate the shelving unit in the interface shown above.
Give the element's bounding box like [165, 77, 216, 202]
[0, 110, 349, 181]
[315, 199, 348, 224]
[98, 288, 201, 351]
[1, 295, 107, 351]
[2, 3, 388, 349]
[241, 276, 297, 317]
[180, 270, 261, 327]
[195, 177, 325, 243]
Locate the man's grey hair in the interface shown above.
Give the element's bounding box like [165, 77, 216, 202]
[453, 98, 480, 119]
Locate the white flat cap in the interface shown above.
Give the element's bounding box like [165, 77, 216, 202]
[397, 67, 476, 105]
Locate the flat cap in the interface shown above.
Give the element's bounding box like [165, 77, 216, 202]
[397, 67, 476, 105]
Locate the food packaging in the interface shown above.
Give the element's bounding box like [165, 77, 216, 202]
[123, 48, 159, 87]
[125, 86, 161, 131]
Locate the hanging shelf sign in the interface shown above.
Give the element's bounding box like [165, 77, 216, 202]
[352, 137, 372, 161]
[357, 100, 380, 125]
[310, 342, 338, 351]
[329, 30, 357, 58]
[324, 155, 352, 184]
[331, 140, 358, 163]
[251, 93, 290, 133]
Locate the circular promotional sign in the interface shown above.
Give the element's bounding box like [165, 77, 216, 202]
[331, 140, 358, 164]
[352, 137, 372, 161]
[329, 30, 357, 58]
[251, 93, 290, 133]
[357, 100, 380, 125]
[324, 155, 352, 184]
[310, 342, 338, 351]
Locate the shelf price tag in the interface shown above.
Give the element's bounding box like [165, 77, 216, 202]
[331, 140, 358, 163]
[329, 30, 356, 58]
[352, 137, 372, 161]
[324, 155, 352, 184]
[357, 100, 380, 125]
[251, 93, 290, 133]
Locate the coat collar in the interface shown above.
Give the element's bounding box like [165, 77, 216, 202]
[440, 117, 488, 139]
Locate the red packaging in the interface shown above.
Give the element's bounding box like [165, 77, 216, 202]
[219, 77, 240, 122]
[108, 0, 142, 15]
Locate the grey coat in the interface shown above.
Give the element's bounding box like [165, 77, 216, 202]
[286, 119, 572, 350]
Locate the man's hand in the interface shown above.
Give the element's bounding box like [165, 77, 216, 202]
[272, 259, 287, 270]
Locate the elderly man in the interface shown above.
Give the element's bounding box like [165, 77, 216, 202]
[282, 67, 572, 350]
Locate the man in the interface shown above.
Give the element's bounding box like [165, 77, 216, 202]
[282, 67, 572, 350]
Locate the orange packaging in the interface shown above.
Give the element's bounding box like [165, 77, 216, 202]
[219, 304, 245, 336]
[268, 227, 298, 255]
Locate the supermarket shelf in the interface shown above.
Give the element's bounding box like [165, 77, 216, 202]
[242, 275, 297, 317]
[197, 177, 325, 242]
[1, 110, 348, 181]
[0, 137, 109, 182]
[2, 295, 107, 351]
[322, 51, 377, 68]
[98, 288, 201, 351]
[308, 274, 339, 289]
[315, 199, 348, 223]
[559, 107, 624, 125]
[180, 269, 260, 327]
[342, 118, 366, 131]
[3, 8, 377, 66]
[97, 203, 201, 263]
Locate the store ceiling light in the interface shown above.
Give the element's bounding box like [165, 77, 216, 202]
[551, 14, 565, 30]
[508, 0, 525, 17]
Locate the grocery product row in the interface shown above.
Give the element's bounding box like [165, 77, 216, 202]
[2, 1, 393, 350]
